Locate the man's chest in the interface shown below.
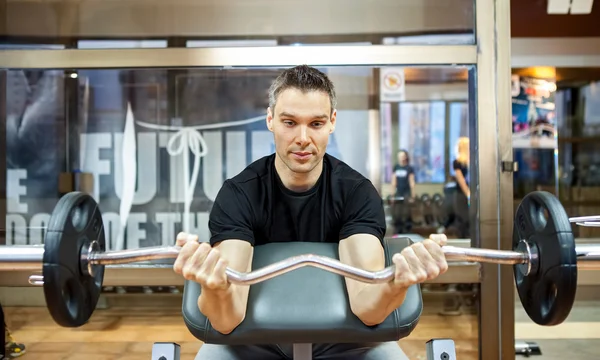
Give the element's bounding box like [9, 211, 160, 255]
[255, 193, 343, 245]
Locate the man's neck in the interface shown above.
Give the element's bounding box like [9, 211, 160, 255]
[274, 155, 324, 193]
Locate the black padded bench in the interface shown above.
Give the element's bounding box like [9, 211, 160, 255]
[174, 237, 456, 360]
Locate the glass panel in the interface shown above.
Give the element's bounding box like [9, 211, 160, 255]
[3, 65, 476, 250]
[530, 67, 600, 240]
[380, 67, 473, 241]
[2, 0, 475, 47]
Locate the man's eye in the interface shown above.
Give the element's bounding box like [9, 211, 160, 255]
[312, 122, 324, 128]
[283, 120, 295, 126]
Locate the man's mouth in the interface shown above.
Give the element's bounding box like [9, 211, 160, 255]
[292, 152, 312, 160]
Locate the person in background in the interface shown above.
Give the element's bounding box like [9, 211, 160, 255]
[391, 150, 416, 233]
[452, 137, 470, 238]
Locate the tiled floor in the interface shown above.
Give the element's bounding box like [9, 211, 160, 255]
[3, 295, 600, 359]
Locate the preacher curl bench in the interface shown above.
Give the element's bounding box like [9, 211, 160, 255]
[162, 238, 455, 360]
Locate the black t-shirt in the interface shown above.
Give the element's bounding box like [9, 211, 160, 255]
[393, 164, 414, 196]
[208, 153, 387, 247]
[453, 159, 469, 192]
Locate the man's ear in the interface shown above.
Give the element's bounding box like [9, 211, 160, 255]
[329, 109, 337, 134]
[266, 107, 274, 132]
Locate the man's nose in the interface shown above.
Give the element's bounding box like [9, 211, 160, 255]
[296, 126, 310, 145]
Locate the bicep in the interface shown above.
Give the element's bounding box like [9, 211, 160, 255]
[339, 234, 386, 298]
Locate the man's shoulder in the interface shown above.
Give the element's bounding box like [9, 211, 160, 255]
[325, 154, 372, 189]
[227, 154, 274, 189]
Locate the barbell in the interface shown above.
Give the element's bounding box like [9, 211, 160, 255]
[1, 191, 599, 329]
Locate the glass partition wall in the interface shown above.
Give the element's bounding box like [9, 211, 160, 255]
[0, 0, 513, 358]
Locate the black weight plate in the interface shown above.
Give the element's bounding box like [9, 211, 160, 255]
[513, 191, 577, 326]
[43, 192, 105, 327]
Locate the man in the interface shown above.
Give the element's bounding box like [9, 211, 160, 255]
[391, 149, 416, 233]
[174, 65, 449, 359]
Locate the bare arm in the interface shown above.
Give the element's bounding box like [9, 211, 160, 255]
[454, 169, 470, 198]
[174, 235, 253, 334]
[408, 173, 416, 198]
[339, 234, 448, 326]
[339, 234, 407, 326]
[198, 239, 253, 334]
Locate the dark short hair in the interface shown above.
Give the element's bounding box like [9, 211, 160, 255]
[268, 65, 337, 114]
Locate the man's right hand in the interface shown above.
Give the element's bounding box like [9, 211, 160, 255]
[173, 232, 231, 293]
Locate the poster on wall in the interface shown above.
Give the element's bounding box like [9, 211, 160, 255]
[511, 75, 557, 149]
[380, 67, 406, 102]
[4, 68, 370, 249]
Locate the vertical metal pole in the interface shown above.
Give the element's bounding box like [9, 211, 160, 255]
[0, 70, 6, 246]
[475, 0, 514, 359]
[0, 0, 8, 244]
[496, 0, 516, 356]
[368, 68, 382, 193]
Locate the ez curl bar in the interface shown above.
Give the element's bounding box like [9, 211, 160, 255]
[0, 191, 599, 329]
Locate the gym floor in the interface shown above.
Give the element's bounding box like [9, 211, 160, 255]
[4, 293, 600, 360]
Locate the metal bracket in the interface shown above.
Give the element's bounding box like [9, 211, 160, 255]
[426, 338, 456, 360]
[151, 342, 180, 360]
[501, 161, 518, 173]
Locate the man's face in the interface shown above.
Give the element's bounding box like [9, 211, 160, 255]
[266, 88, 336, 174]
[398, 152, 408, 166]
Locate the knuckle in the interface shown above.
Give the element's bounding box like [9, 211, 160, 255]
[412, 242, 425, 251]
[392, 253, 403, 264]
[406, 273, 418, 284]
[205, 279, 217, 289]
[401, 247, 414, 257]
[195, 272, 208, 285]
[439, 261, 449, 273]
[182, 264, 197, 279]
[217, 258, 229, 269]
[422, 239, 436, 248]
[426, 265, 440, 278]
[183, 241, 200, 252]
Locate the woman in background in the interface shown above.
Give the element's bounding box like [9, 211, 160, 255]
[452, 137, 470, 238]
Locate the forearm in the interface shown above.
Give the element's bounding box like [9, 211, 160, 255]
[459, 182, 470, 197]
[455, 171, 470, 196]
[198, 285, 249, 334]
[350, 282, 408, 326]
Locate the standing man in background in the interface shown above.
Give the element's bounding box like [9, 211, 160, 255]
[391, 149, 416, 233]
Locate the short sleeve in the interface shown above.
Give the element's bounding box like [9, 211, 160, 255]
[339, 180, 387, 243]
[208, 181, 255, 246]
[408, 166, 415, 175]
[453, 160, 460, 170]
